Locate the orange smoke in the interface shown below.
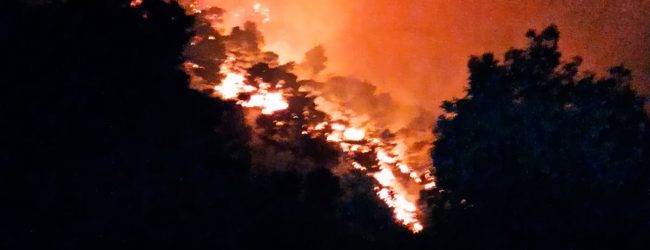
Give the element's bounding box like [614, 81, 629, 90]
[208, 55, 433, 232]
[179, 0, 649, 233]
[188, 0, 650, 110]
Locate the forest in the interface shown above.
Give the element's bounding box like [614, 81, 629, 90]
[0, 1, 647, 249]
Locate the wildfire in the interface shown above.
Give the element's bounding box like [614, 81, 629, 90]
[241, 91, 288, 114]
[329, 124, 432, 232]
[252, 3, 272, 23]
[343, 128, 365, 141]
[211, 57, 289, 115]
[214, 72, 251, 99]
[183, 2, 436, 233]
[209, 59, 432, 232]
[129, 0, 142, 7]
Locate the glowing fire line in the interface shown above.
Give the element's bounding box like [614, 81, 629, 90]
[182, 2, 436, 233]
[209, 57, 434, 232]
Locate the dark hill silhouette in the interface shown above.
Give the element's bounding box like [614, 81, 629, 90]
[0, 1, 412, 249]
[0, 0, 251, 248]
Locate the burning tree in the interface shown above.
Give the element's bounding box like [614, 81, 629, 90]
[183, 1, 435, 233]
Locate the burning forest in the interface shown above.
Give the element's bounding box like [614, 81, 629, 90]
[3, 0, 649, 249]
[182, 2, 436, 232]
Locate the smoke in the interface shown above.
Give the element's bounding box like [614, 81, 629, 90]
[190, 0, 650, 110]
[181, 0, 648, 231]
[295, 45, 327, 78]
[183, 2, 436, 231]
[185, 0, 649, 178]
[185, 1, 434, 176]
[301, 75, 435, 172]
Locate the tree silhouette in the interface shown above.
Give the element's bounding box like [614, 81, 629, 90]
[431, 25, 649, 249]
[248, 63, 341, 172]
[0, 1, 417, 249]
[185, 6, 227, 83]
[0, 1, 251, 248]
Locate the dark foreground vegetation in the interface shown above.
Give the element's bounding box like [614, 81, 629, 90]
[1, 1, 647, 249]
[430, 26, 649, 249]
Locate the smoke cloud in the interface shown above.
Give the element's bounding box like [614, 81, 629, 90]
[191, 0, 650, 111]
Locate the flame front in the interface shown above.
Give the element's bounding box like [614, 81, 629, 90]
[209, 59, 433, 232]
[181, 1, 435, 233]
[211, 57, 289, 115]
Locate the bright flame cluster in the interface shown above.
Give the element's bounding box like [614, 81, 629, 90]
[203, 46, 435, 235]
[210, 59, 289, 115]
[319, 121, 435, 232]
[209, 58, 436, 232]
[183, 2, 435, 234]
[129, 0, 142, 7]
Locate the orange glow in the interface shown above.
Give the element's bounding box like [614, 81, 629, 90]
[191, 0, 650, 107]
[376, 149, 397, 164]
[208, 56, 431, 231]
[208, 59, 433, 232]
[424, 181, 436, 190]
[373, 168, 396, 187]
[129, 0, 142, 7]
[182, 0, 647, 234]
[343, 128, 365, 141]
[376, 188, 421, 232]
[324, 118, 431, 232]
[182, 1, 438, 233]
[241, 91, 288, 114]
[214, 72, 248, 99]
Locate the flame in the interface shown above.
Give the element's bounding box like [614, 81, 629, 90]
[183, 2, 436, 233]
[215, 72, 248, 99]
[129, 0, 143, 7]
[322, 118, 433, 232]
[343, 128, 365, 141]
[376, 188, 421, 232]
[211, 57, 289, 115]
[376, 149, 397, 164]
[241, 91, 288, 114]
[209, 57, 431, 232]
[373, 167, 396, 187]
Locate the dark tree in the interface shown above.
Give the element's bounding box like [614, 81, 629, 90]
[249, 63, 341, 172]
[0, 1, 251, 249]
[431, 25, 649, 249]
[178, 9, 418, 250]
[0, 1, 418, 249]
[185, 6, 227, 83]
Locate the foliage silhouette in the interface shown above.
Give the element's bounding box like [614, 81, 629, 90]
[0, 0, 250, 248]
[0, 1, 412, 249]
[431, 25, 649, 249]
[3, 1, 647, 249]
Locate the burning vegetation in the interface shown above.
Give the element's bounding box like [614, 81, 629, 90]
[4, 1, 649, 249]
[181, 2, 435, 232]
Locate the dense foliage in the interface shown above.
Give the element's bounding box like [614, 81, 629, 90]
[0, 1, 410, 249]
[431, 26, 649, 249]
[1, 1, 647, 249]
[0, 0, 252, 248]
